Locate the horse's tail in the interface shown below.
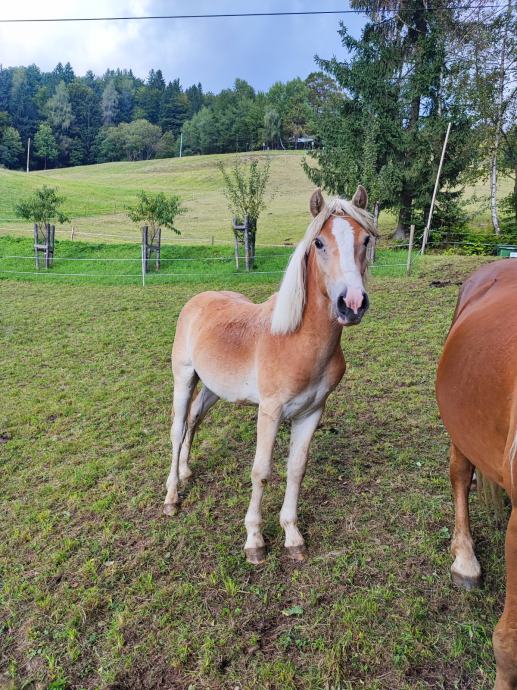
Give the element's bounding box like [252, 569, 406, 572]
[476, 470, 507, 525]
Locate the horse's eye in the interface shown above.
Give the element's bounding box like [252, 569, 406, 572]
[363, 236, 370, 247]
[314, 238, 323, 249]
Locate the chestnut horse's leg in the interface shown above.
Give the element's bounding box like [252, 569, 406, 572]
[494, 508, 517, 690]
[244, 403, 281, 565]
[280, 406, 324, 561]
[178, 385, 219, 484]
[163, 367, 198, 515]
[450, 443, 482, 589]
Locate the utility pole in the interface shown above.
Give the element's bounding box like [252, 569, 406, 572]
[179, 131, 183, 158]
[26, 137, 31, 173]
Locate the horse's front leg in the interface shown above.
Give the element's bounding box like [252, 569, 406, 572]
[244, 403, 281, 565]
[280, 406, 323, 561]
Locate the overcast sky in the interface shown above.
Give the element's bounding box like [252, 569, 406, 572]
[0, 1, 365, 92]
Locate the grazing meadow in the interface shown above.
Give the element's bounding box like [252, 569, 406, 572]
[0, 251, 508, 690]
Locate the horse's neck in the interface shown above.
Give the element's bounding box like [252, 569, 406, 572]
[296, 251, 342, 355]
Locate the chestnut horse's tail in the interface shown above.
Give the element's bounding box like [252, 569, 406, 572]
[476, 471, 507, 525]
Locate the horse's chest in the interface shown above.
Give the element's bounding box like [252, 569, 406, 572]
[282, 377, 334, 419]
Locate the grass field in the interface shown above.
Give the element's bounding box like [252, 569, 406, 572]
[0, 151, 512, 245]
[0, 254, 509, 690]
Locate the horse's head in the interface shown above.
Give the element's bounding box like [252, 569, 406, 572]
[271, 186, 377, 336]
[310, 186, 373, 326]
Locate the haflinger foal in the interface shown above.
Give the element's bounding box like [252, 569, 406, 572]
[164, 186, 377, 564]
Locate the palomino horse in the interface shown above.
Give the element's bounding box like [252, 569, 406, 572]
[436, 260, 517, 689]
[164, 186, 377, 563]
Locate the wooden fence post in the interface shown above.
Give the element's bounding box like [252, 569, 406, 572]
[407, 224, 415, 276]
[34, 223, 55, 269]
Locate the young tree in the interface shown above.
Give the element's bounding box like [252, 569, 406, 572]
[34, 123, 58, 169]
[127, 191, 185, 234]
[218, 156, 272, 265]
[15, 185, 70, 227]
[0, 126, 24, 168]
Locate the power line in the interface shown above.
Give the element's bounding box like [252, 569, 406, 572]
[0, 6, 504, 23]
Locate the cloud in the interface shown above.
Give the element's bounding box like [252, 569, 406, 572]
[0, 0, 364, 91]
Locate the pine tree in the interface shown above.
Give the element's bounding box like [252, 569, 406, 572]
[159, 79, 188, 135]
[68, 81, 101, 164]
[305, 0, 477, 237]
[185, 83, 204, 117]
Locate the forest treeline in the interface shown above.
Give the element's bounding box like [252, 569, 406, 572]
[0, 63, 319, 170]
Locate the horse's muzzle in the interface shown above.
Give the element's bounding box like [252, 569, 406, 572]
[337, 289, 369, 325]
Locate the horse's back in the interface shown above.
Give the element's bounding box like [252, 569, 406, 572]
[436, 260, 517, 488]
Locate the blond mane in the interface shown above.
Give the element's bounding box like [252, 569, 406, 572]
[271, 197, 376, 336]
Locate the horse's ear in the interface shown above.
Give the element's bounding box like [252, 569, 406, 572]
[352, 185, 368, 209]
[310, 188, 324, 217]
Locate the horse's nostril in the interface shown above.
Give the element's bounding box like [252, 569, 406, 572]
[337, 294, 347, 312]
[361, 292, 370, 310]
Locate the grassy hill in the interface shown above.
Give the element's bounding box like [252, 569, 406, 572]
[0, 151, 511, 246]
[0, 152, 316, 246]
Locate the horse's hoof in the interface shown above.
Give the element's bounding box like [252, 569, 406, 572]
[163, 502, 179, 517]
[285, 545, 307, 562]
[451, 569, 481, 590]
[245, 547, 266, 565]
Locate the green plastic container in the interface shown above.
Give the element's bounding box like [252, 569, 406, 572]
[497, 244, 517, 258]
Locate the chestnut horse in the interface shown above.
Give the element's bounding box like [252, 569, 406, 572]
[164, 186, 377, 563]
[436, 260, 517, 689]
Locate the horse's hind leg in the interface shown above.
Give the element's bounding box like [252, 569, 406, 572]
[493, 507, 517, 690]
[450, 443, 481, 589]
[178, 385, 219, 484]
[163, 366, 198, 515]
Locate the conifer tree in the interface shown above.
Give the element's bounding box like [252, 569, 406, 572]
[305, 0, 477, 237]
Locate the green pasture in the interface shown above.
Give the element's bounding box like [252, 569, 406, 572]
[0, 254, 509, 690]
[0, 151, 512, 245]
[0, 236, 414, 286]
